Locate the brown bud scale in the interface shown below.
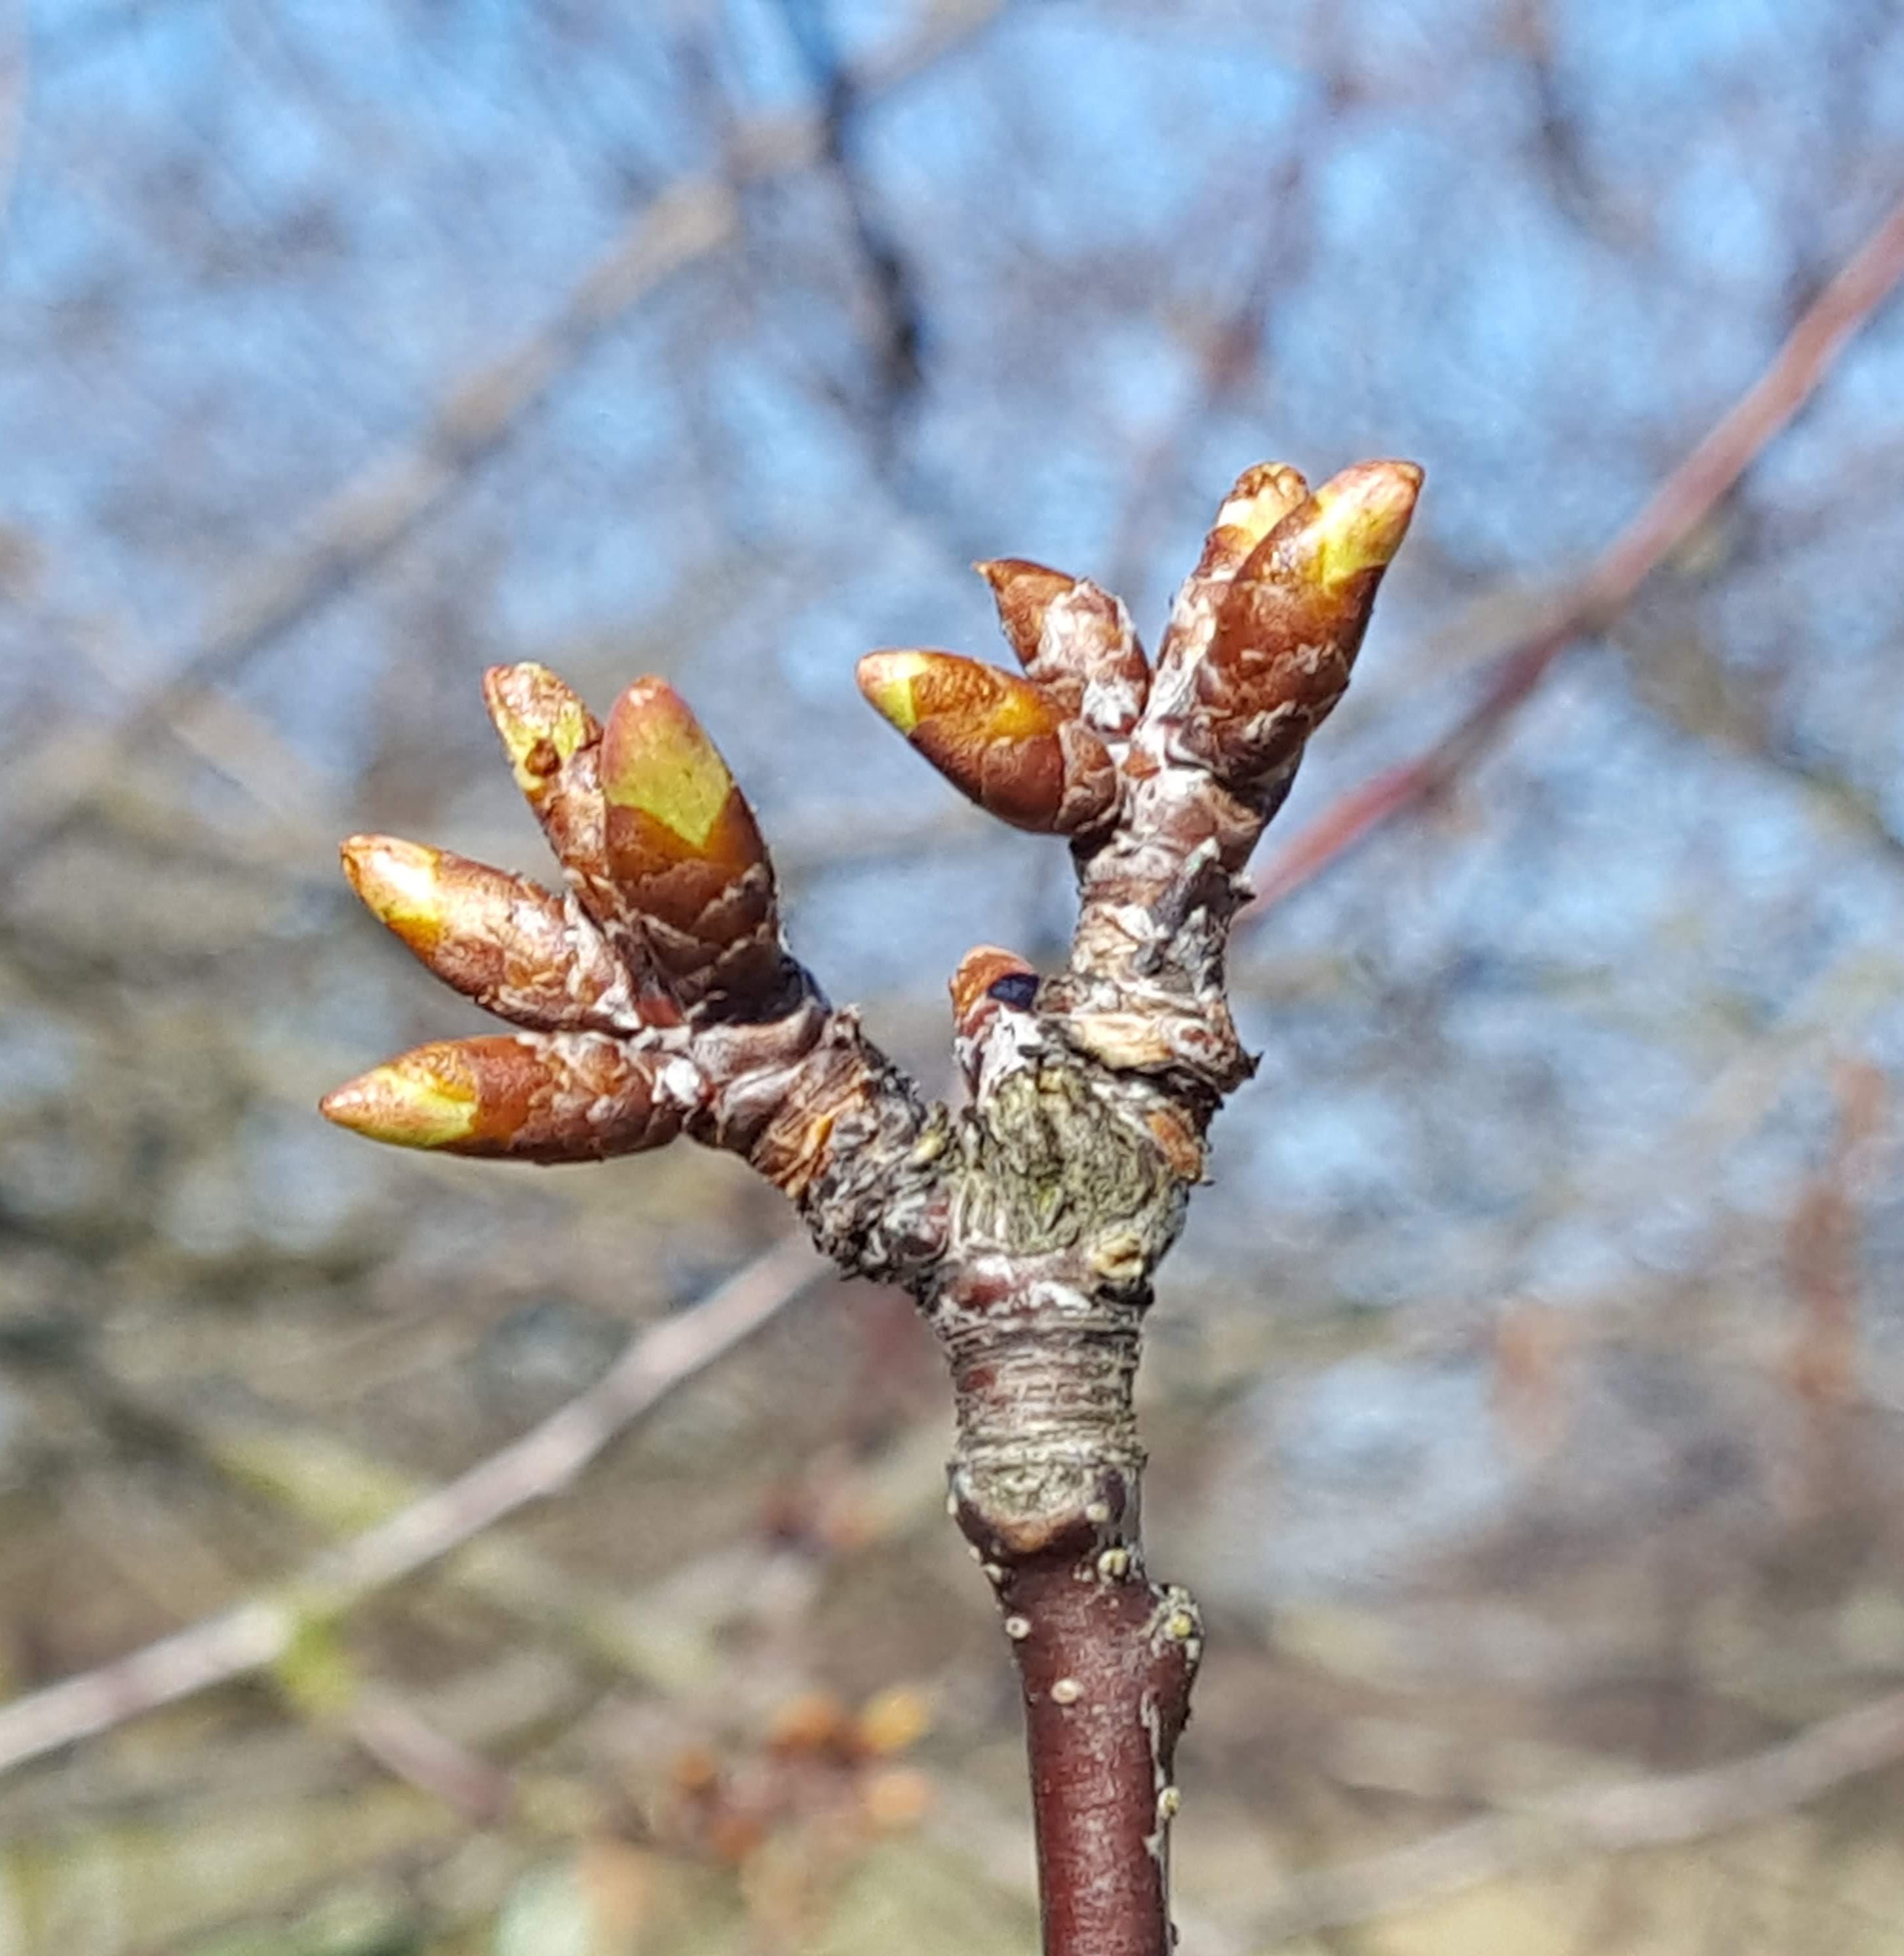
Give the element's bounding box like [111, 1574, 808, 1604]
[978, 559, 1150, 739]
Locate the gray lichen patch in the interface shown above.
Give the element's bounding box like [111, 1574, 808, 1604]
[948, 1063, 1187, 1268]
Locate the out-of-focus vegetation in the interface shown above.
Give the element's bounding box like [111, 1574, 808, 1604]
[5, 2, 1904, 1950]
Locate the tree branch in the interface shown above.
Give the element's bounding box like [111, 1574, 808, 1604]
[311, 456, 1420, 1953]
[1252, 1686, 1904, 1946]
[0, 1235, 821, 1779]
[1246, 181, 1904, 918]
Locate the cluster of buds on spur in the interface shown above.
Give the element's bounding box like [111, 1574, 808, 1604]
[854, 557, 1148, 838]
[320, 665, 792, 1165]
[320, 457, 1420, 1175]
[855, 458, 1420, 844]
[312, 459, 1424, 1956]
[1150, 458, 1424, 800]
[855, 460, 1419, 1097]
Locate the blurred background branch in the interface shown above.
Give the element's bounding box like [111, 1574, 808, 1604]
[1247, 183, 1904, 917]
[1253, 1684, 1904, 1946]
[0, 1235, 821, 1777]
[8, 2, 1904, 1951]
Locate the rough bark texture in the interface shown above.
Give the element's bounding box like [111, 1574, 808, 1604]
[321, 459, 1422, 1955]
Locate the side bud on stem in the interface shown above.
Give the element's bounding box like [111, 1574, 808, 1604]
[855, 649, 1117, 836]
[339, 835, 641, 1032]
[480, 661, 607, 886]
[319, 1033, 690, 1162]
[949, 944, 1041, 1097]
[975, 558, 1150, 739]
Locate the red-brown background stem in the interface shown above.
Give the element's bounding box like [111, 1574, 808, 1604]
[1247, 183, 1904, 918]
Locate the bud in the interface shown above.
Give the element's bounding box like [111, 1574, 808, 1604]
[1203, 462, 1312, 578]
[973, 559, 1074, 669]
[319, 1032, 691, 1163]
[1190, 460, 1422, 790]
[483, 661, 596, 802]
[1263, 458, 1421, 595]
[340, 834, 667, 1031]
[948, 945, 1039, 1034]
[480, 662, 626, 928]
[1156, 462, 1311, 678]
[949, 945, 1039, 1095]
[598, 678, 784, 1010]
[767, 1689, 851, 1758]
[975, 559, 1148, 738]
[854, 1685, 933, 1757]
[855, 650, 1117, 836]
[861, 1766, 935, 1833]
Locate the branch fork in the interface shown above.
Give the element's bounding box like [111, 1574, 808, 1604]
[321, 456, 1422, 1955]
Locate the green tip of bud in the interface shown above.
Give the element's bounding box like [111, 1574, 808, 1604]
[1305, 461, 1423, 590]
[319, 1049, 478, 1150]
[482, 663, 596, 795]
[855, 652, 929, 735]
[340, 835, 445, 947]
[599, 678, 735, 849]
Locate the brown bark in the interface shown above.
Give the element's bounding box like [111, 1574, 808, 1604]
[321, 458, 1421, 1951]
[946, 1304, 1198, 1956]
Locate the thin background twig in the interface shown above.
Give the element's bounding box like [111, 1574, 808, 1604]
[0, 1234, 823, 1778]
[1246, 183, 1904, 917]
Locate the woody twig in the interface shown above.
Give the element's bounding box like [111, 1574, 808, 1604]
[322, 456, 1422, 1956]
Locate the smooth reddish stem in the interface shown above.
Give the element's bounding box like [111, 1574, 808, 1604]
[1004, 1555, 1196, 1956]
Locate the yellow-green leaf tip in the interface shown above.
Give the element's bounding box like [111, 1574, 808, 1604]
[855, 651, 930, 735]
[1306, 461, 1423, 591]
[482, 662, 596, 796]
[319, 1051, 478, 1150]
[340, 835, 444, 945]
[599, 677, 735, 849]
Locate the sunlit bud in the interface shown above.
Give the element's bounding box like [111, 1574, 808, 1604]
[1190, 460, 1422, 791]
[480, 661, 617, 912]
[339, 834, 663, 1031]
[767, 1690, 851, 1758]
[861, 1767, 935, 1833]
[482, 661, 597, 810]
[319, 1032, 691, 1163]
[975, 559, 1149, 738]
[1266, 459, 1421, 595]
[598, 678, 784, 1010]
[1205, 462, 1311, 574]
[856, 650, 1117, 836]
[974, 558, 1074, 668]
[1156, 462, 1311, 678]
[854, 1685, 933, 1757]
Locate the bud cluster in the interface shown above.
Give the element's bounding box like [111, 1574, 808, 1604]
[322, 458, 1420, 1177]
[856, 460, 1420, 836]
[318, 460, 1424, 1956]
[321, 666, 788, 1164]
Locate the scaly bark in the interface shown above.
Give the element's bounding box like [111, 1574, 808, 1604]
[321, 459, 1421, 1955]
